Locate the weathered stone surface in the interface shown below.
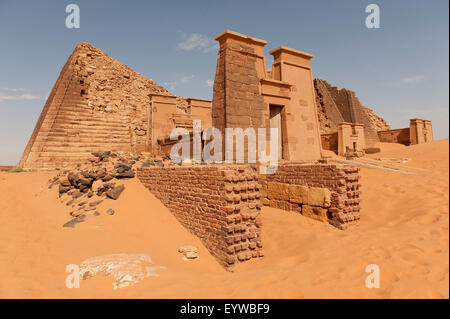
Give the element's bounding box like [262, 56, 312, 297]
[308, 187, 331, 207]
[178, 245, 199, 260]
[106, 184, 125, 200]
[289, 185, 308, 204]
[302, 205, 328, 223]
[267, 182, 289, 201]
[91, 180, 103, 193]
[106, 208, 115, 215]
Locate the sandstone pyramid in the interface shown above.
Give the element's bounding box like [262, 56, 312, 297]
[314, 78, 390, 146]
[19, 43, 184, 170]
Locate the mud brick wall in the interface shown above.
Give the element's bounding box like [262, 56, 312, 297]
[261, 163, 361, 230]
[378, 128, 411, 145]
[137, 165, 264, 270]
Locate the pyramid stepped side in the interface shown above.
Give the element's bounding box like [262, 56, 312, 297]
[19, 46, 132, 169]
[314, 79, 345, 134]
[19, 43, 174, 170]
[314, 78, 390, 147]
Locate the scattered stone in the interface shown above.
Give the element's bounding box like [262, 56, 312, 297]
[106, 208, 115, 215]
[102, 174, 114, 182]
[91, 179, 103, 193]
[63, 215, 86, 228]
[89, 200, 103, 207]
[106, 184, 125, 200]
[116, 170, 135, 178]
[178, 246, 199, 260]
[59, 185, 71, 194]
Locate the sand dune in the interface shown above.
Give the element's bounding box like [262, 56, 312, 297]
[0, 139, 448, 298]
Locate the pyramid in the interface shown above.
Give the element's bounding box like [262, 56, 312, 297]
[314, 78, 390, 146]
[19, 43, 178, 170]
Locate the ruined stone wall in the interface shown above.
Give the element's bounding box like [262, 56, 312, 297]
[260, 163, 360, 230]
[378, 128, 411, 145]
[137, 165, 264, 270]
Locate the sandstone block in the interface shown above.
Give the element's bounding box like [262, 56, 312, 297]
[267, 182, 289, 200]
[288, 184, 308, 204]
[308, 187, 331, 207]
[302, 205, 328, 223]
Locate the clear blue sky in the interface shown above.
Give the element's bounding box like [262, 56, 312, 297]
[0, 0, 448, 165]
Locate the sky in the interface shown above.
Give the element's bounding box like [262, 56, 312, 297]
[0, 0, 448, 165]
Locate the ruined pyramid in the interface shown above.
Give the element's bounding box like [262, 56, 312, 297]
[19, 43, 183, 170]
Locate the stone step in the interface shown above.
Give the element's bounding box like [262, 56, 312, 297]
[50, 123, 130, 133]
[53, 117, 130, 127]
[45, 134, 130, 141]
[44, 135, 130, 142]
[41, 145, 132, 153]
[42, 140, 131, 148]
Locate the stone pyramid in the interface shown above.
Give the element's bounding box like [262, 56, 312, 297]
[19, 43, 176, 170]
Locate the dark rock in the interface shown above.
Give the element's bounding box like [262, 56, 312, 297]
[101, 151, 111, 158]
[78, 201, 87, 206]
[89, 200, 103, 207]
[59, 185, 71, 194]
[63, 215, 86, 228]
[106, 209, 115, 215]
[72, 191, 83, 199]
[142, 160, 154, 167]
[106, 184, 125, 200]
[87, 192, 93, 198]
[116, 170, 135, 178]
[68, 172, 80, 186]
[80, 178, 93, 187]
[156, 161, 164, 167]
[102, 174, 114, 182]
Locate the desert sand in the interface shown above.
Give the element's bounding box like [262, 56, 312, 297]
[0, 139, 448, 299]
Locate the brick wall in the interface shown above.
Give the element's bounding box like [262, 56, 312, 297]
[137, 165, 264, 270]
[261, 163, 361, 229]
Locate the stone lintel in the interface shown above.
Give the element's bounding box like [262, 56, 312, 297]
[269, 46, 314, 60]
[215, 30, 267, 47]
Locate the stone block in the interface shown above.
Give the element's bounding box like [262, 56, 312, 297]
[302, 205, 328, 223]
[308, 187, 331, 207]
[288, 184, 308, 204]
[267, 182, 289, 200]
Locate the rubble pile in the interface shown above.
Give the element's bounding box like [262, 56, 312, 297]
[49, 151, 173, 224]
